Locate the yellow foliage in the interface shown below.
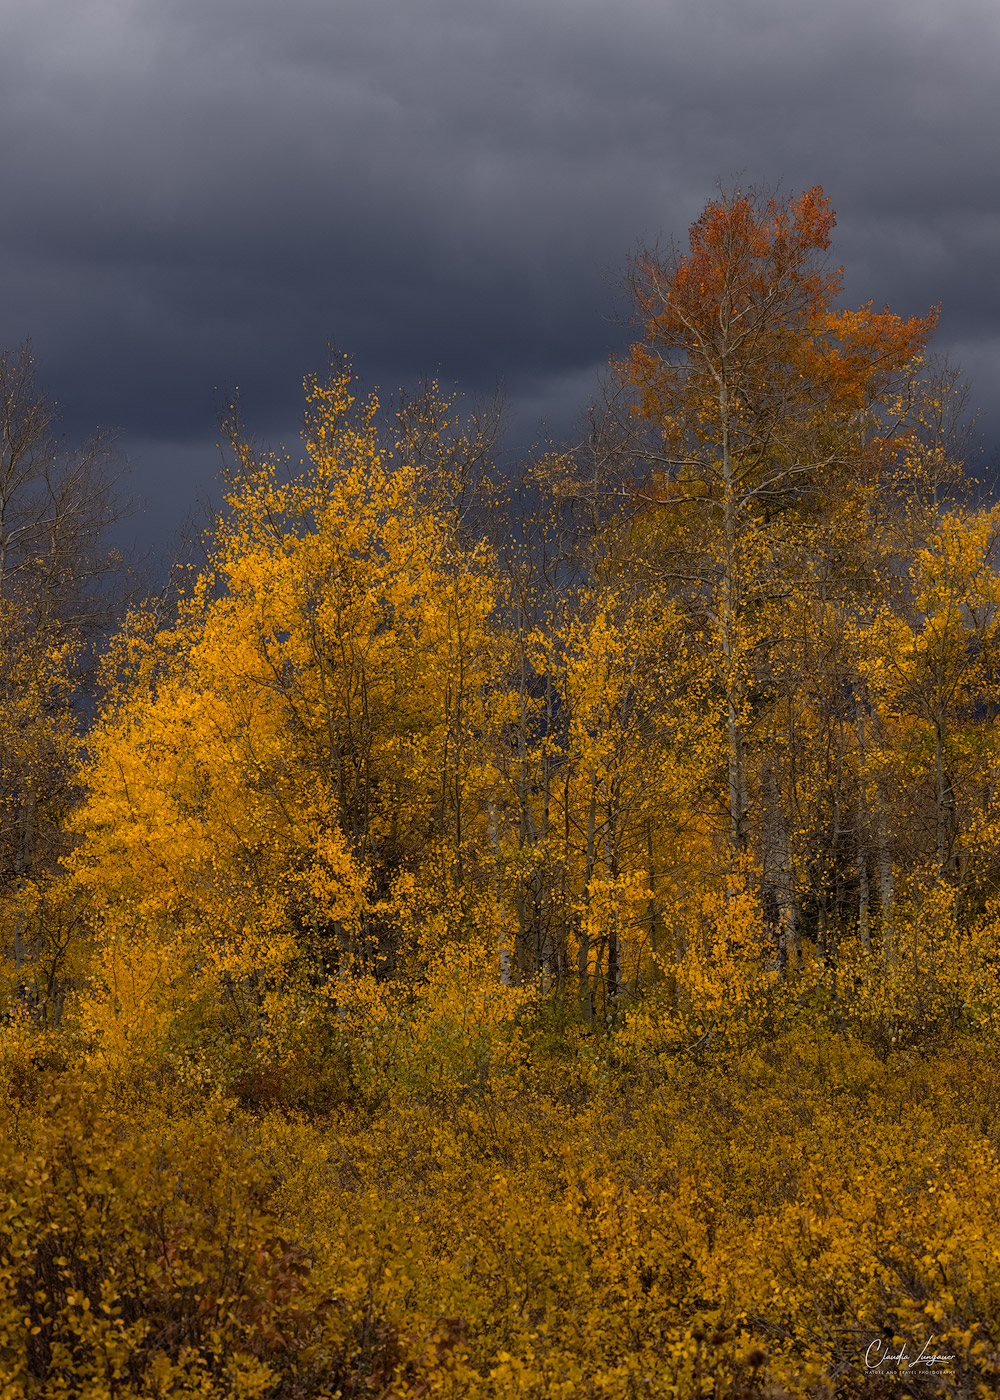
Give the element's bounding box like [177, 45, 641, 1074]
[11, 197, 1000, 1396]
[335, 933, 537, 1100]
[0, 1072, 411, 1398]
[8, 1019, 999, 1397]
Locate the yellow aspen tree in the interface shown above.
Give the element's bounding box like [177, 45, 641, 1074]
[69, 368, 505, 1054]
[867, 505, 1000, 886]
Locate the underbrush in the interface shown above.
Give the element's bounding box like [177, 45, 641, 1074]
[3, 1014, 1000, 1397]
[0, 1060, 410, 1399]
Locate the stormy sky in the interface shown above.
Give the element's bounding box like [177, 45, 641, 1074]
[1, 0, 998, 558]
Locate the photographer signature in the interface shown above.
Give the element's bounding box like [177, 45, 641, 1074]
[865, 1336, 956, 1372]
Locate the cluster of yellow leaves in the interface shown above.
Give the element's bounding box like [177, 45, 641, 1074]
[333, 932, 537, 1099]
[621, 876, 1000, 1065]
[9, 189, 1000, 1397]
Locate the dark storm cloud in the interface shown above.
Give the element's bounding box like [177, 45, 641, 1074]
[1, 0, 998, 547]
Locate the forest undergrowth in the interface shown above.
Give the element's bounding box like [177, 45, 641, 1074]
[3, 978, 1000, 1400]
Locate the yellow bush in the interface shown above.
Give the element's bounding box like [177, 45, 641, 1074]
[335, 933, 537, 1101]
[6, 1003, 1000, 1396]
[0, 1076, 409, 1399]
[232, 1029, 1000, 1398]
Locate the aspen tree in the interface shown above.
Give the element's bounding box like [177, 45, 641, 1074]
[71, 368, 505, 1034]
[867, 507, 1000, 887]
[617, 187, 936, 872]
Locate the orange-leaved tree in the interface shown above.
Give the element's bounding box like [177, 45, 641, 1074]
[613, 184, 941, 921]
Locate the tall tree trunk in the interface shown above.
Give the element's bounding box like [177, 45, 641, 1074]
[12, 783, 35, 972]
[579, 781, 597, 1025]
[719, 364, 749, 859]
[765, 766, 801, 977]
[512, 620, 535, 975]
[605, 793, 620, 1000]
[489, 798, 511, 987]
[855, 715, 872, 953]
[875, 773, 895, 966]
[934, 713, 948, 875]
[646, 818, 659, 988]
[536, 669, 555, 980]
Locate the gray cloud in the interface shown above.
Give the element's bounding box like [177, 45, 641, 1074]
[1, 0, 997, 551]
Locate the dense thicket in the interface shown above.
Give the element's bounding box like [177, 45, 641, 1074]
[3, 187, 1000, 1397]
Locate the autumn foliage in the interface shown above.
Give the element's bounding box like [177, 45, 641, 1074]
[3, 187, 1000, 1396]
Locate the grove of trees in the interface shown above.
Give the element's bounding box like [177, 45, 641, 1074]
[3, 187, 1000, 1398]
